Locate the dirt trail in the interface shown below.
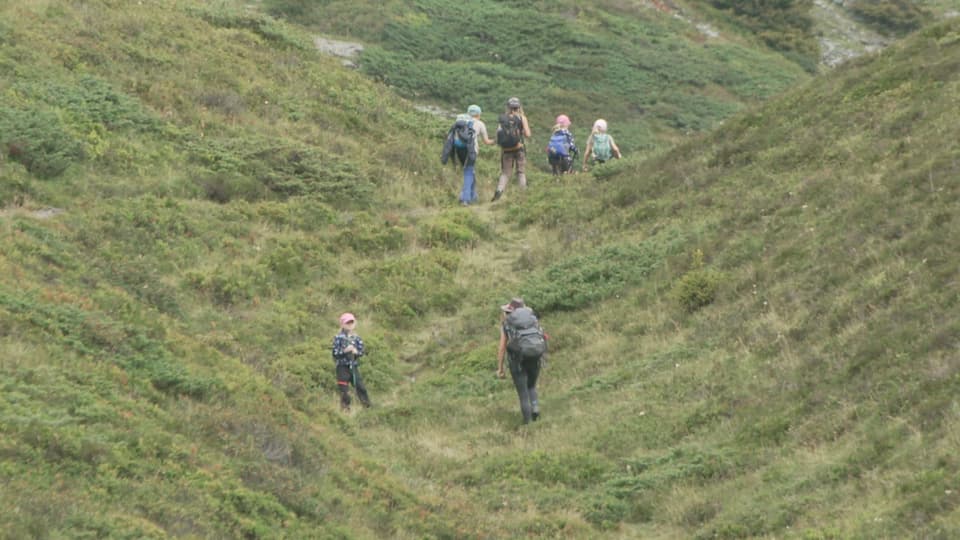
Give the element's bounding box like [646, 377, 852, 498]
[0, 206, 65, 219]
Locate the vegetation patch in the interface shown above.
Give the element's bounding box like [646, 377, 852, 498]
[521, 232, 685, 313]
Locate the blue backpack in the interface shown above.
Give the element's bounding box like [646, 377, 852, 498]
[547, 131, 572, 157]
[452, 118, 474, 149]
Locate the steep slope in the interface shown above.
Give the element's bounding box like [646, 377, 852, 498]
[395, 17, 958, 537]
[0, 1, 476, 538]
[2, 1, 959, 539]
[266, 0, 811, 154]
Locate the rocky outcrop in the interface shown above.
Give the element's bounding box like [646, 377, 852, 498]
[313, 37, 364, 68]
[812, 0, 891, 68]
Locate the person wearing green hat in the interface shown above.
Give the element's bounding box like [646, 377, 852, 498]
[460, 104, 494, 206]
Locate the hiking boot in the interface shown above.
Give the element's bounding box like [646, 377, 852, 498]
[491, 190, 502, 202]
[532, 412, 540, 421]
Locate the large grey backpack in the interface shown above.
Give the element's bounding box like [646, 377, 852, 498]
[505, 307, 546, 358]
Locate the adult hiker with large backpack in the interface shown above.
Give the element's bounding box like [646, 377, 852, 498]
[331, 312, 372, 412]
[458, 104, 494, 205]
[546, 114, 578, 176]
[582, 118, 622, 172]
[441, 113, 476, 171]
[497, 298, 547, 424]
[491, 97, 532, 202]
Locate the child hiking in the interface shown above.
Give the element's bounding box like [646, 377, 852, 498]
[582, 118, 621, 172]
[331, 312, 371, 412]
[497, 298, 547, 424]
[491, 97, 532, 202]
[546, 114, 578, 176]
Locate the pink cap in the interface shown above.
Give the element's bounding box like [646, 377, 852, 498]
[555, 114, 570, 127]
[339, 313, 356, 325]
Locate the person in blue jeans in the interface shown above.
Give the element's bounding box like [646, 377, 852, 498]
[461, 104, 494, 206]
[331, 312, 371, 412]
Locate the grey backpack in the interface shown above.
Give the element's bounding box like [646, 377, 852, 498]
[505, 307, 546, 358]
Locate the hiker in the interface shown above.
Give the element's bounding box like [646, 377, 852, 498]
[441, 113, 476, 171]
[582, 118, 621, 172]
[546, 114, 578, 176]
[331, 312, 371, 411]
[491, 97, 532, 202]
[460, 104, 494, 206]
[497, 298, 547, 424]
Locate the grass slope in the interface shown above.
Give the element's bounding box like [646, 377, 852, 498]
[1, 0, 959, 538]
[0, 1, 476, 538]
[437, 18, 958, 537]
[264, 0, 810, 155]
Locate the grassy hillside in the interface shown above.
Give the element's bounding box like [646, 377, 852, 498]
[2, 0, 960, 539]
[0, 1, 472, 538]
[453, 17, 958, 537]
[263, 0, 811, 155]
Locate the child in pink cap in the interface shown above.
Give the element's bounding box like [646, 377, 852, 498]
[546, 114, 578, 176]
[331, 312, 371, 411]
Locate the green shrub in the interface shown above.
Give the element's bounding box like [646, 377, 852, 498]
[417, 209, 490, 249]
[336, 213, 410, 254]
[16, 75, 159, 133]
[581, 493, 629, 530]
[264, 244, 306, 287]
[270, 340, 328, 401]
[0, 107, 85, 178]
[361, 250, 464, 325]
[191, 3, 312, 50]
[672, 268, 723, 313]
[847, 0, 931, 37]
[699, 0, 819, 70]
[254, 198, 336, 229]
[185, 262, 269, 306]
[0, 161, 32, 206]
[671, 250, 724, 313]
[188, 137, 376, 204]
[521, 241, 665, 313]
[483, 450, 611, 488]
[504, 185, 603, 228]
[589, 157, 631, 181]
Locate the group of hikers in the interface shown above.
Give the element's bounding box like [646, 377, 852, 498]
[334, 97, 602, 424]
[441, 97, 622, 206]
[332, 297, 548, 425]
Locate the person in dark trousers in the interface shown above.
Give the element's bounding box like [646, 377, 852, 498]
[331, 312, 371, 412]
[546, 114, 578, 176]
[497, 298, 545, 424]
